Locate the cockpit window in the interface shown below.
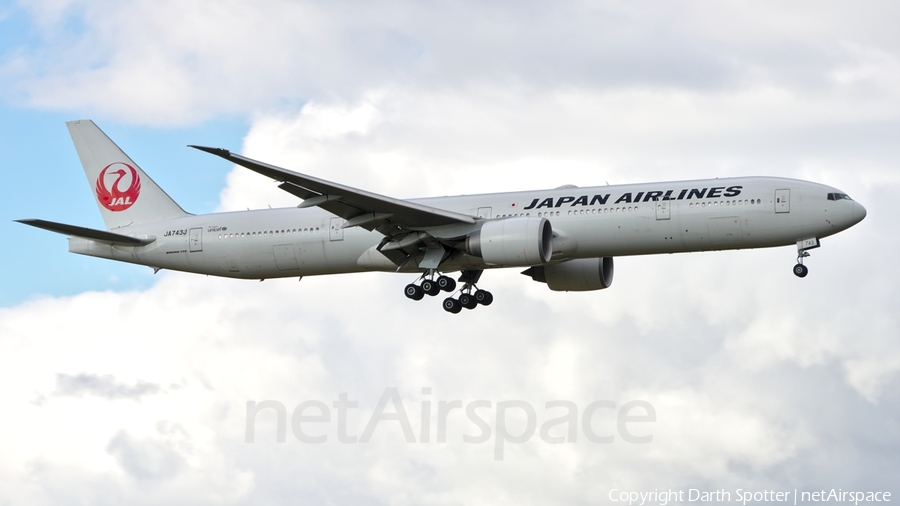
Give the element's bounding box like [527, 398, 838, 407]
[827, 192, 853, 201]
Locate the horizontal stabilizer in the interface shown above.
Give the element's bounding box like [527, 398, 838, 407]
[16, 219, 155, 246]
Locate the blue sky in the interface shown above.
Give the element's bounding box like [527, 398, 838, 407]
[0, 107, 248, 305]
[1, 4, 252, 307]
[0, 1, 898, 504]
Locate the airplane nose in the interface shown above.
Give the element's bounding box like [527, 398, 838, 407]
[853, 201, 867, 224]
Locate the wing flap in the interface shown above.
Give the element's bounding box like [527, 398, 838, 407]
[277, 182, 362, 220]
[16, 219, 155, 246]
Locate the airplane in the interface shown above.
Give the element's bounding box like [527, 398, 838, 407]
[17, 120, 867, 314]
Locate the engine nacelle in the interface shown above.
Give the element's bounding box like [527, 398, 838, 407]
[522, 257, 614, 291]
[465, 216, 552, 266]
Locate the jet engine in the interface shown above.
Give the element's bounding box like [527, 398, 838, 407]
[464, 216, 552, 266]
[522, 257, 614, 291]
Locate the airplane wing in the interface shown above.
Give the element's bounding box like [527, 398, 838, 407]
[189, 146, 476, 232]
[16, 219, 155, 246]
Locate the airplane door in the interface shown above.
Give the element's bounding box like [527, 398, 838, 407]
[478, 207, 492, 219]
[329, 217, 344, 241]
[775, 189, 790, 213]
[656, 200, 670, 220]
[189, 227, 202, 252]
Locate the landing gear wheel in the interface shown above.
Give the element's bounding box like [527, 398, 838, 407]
[474, 289, 493, 306]
[459, 293, 478, 310]
[793, 264, 809, 278]
[404, 283, 424, 300]
[421, 279, 440, 296]
[437, 275, 456, 292]
[442, 297, 462, 314]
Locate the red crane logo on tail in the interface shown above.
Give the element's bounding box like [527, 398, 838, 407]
[96, 163, 141, 212]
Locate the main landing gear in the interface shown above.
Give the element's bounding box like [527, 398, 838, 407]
[404, 269, 493, 313]
[441, 270, 493, 314]
[404, 269, 456, 301]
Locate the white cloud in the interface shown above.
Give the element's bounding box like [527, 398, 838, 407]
[2, 101, 898, 500]
[5, 0, 899, 126]
[218, 78, 897, 214]
[2, 225, 895, 503]
[2, 0, 899, 503]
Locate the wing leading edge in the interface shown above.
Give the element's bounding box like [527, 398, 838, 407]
[189, 146, 476, 232]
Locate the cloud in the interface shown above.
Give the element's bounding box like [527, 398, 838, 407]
[1, 254, 896, 503]
[1, 0, 898, 503]
[2, 93, 898, 502]
[54, 373, 163, 401]
[105, 424, 185, 482]
[215, 78, 898, 216]
[3, 0, 898, 125]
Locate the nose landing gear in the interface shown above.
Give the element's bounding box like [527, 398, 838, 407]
[793, 238, 819, 278]
[793, 253, 809, 278]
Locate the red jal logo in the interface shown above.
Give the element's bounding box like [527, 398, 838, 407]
[96, 163, 141, 212]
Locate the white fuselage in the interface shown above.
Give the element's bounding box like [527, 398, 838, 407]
[68, 176, 866, 279]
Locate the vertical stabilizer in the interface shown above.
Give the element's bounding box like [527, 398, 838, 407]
[67, 120, 189, 230]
